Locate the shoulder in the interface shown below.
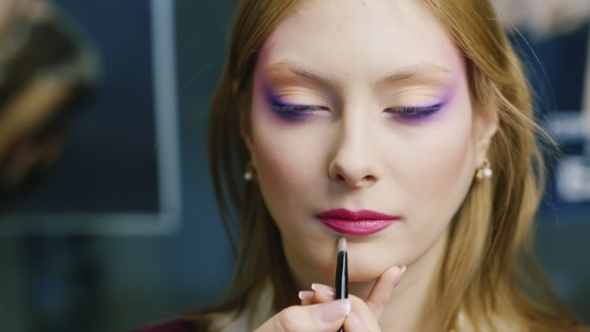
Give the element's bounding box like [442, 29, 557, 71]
[128, 319, 198, 332]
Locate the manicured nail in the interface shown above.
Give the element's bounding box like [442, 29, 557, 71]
[314, 299, 351, 323]
[348, 311, 367, 328]
[299, 290, 314, 301]
[394, 266, 407, 287]
[311, 283, 335, 296]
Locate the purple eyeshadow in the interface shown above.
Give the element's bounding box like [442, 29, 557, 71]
[386, 89, 450, 123]
[262, 83, 448, 123]
[264, 87, 319, 121]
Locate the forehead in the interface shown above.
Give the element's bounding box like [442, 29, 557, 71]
[258, 0, 464, 83]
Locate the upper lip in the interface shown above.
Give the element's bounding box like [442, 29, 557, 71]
[316, 208, 397, 220]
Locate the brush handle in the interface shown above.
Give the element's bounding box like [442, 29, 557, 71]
[335, 250, 348, 332]
[335, 251, 348, 299]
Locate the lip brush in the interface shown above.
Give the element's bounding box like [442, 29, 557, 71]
[335, 236, 348, 332]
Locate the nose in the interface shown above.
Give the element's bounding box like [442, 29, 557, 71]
[328, 118, 383, 188]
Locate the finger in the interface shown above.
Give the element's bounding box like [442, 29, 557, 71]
[343, 311, 372, 332]
[347, 295, 382, 331]
[340, 266, 407, 331]
[311, 283, 336, 303]
[365, 265, 406, 319]
[298, 291, 314, 305]
[254, 299, 350, 332]
[299, 284, 335, 306]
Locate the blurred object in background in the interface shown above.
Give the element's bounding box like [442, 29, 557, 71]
[23, 236, 102, 332]
[1, 0, 185, 331]
[494, 0, 590, 323]
[0, 0, 99, 206]
[0, 0, 181, 236]
[493, 0, 590, 39]
[0, 1, 101, 332]
[493, 0, 590, 221]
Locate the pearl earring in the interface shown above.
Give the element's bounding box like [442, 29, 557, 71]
[244, 162, 256, 182]
[476, 159, 493, 181]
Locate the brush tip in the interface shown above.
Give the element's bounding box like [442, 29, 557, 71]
[338, 236, 347, 252]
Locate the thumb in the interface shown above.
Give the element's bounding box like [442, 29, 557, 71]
[255, 299, 350, 332]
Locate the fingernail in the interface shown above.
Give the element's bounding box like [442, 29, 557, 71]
[348, 311, 367, 328]
[299, 290, 314, 301]
[394, 266, 407, 287]
[311, 283, 335, 296]
[314, 299, 350, 323]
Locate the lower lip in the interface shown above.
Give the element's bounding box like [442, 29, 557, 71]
[317, 218, 397, 235]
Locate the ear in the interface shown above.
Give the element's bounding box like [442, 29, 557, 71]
[473, 105, 498, 165]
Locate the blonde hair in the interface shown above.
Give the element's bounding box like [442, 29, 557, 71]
[200, 0, 584, 331]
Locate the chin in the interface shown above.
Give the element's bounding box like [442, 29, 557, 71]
[346, 243, 405, 281]
[348, 262, 394, 283]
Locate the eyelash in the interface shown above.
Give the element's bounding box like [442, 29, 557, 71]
[270, 103, 327, 113]
[270, 99, 443, 122]
[385, 103, 443, 121]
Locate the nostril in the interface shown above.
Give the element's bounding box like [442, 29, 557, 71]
[328, 158, 381, 187]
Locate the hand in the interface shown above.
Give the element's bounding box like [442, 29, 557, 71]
[254, 265, 405, 332]
[253, 298, 351, 332]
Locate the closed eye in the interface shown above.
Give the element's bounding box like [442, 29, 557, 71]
[270, 100, 328, 113]
[270, 102, 328, 114]
[385, 103, 443, 121]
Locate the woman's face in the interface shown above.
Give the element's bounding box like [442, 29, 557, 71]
[243, 0, 495, 285]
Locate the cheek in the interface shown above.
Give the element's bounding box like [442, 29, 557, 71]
[429, 103, 476, 192]
[248, 97, 322, 216]
[413, 122, 474, 194]
[394, 97, 477, 227]
[249, 99, 336, 279]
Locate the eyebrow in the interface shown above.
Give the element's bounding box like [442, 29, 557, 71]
[374, 64, 451, 88]
[264, 60, 337, 87]
[264, 60, 451, 89]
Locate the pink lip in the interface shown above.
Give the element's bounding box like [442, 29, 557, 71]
[316, 209, 399, 235]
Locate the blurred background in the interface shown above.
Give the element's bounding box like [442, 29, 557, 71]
[0, 0, 588, 331]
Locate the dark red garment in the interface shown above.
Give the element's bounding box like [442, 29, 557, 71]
[128, 320, 196, 332]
